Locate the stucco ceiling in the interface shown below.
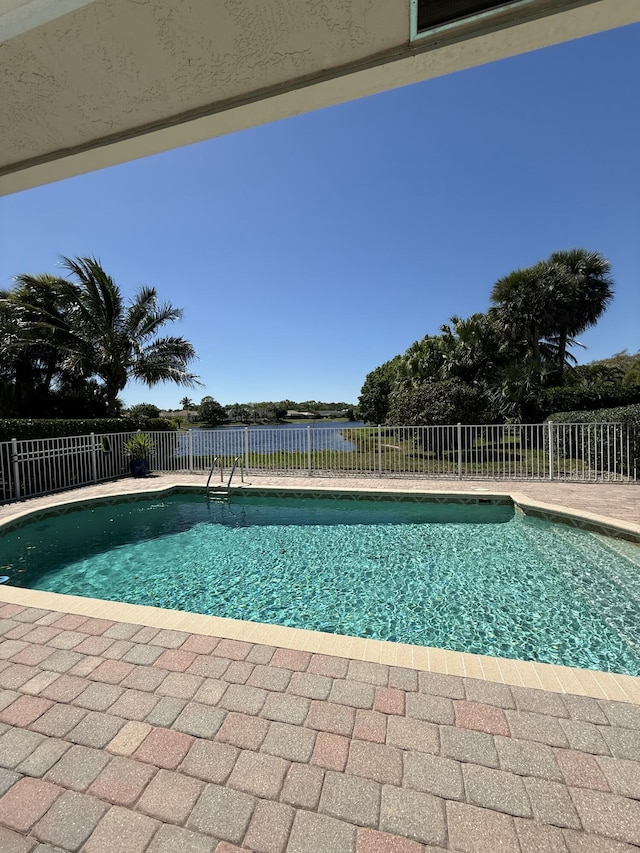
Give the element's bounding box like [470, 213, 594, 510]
[1, 0, 638, 195]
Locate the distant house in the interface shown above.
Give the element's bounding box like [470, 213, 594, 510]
[160, 409, 198, 423]
[286, 410, 317, 419]
[286, 409, 350, 419]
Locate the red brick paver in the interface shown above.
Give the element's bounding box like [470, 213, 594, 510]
[356, 827, 425, 853]
[215, 712, 269, 750]
[0, 694, 53, 726]
[133, 727, 194, 769]
[271, 648, 312, 671]
[0, 776, 63, 832]
[311, 731, 350, 771]
[454, 699, 511, 736]
[353, 709, 387, 743]
[214, 639, 252, 661]
[88, 755, 157, 806]
[555, 748, 611, 791]
[374, 687, 405, 716]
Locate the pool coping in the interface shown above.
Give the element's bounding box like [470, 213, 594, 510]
[1, 481, 639, 705]
[3, 482, 639, 542]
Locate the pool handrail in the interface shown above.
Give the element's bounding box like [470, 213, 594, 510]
[228, 455, 244, 488]
[205, 456, 223, 495]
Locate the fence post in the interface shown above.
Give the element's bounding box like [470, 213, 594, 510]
[90, 433, 98, 483]
[457, 423, 462, 480]
[307, 426, 312, 477]
[377, 425, 382, 477]
[548, 421, 554, 480]
[11, 438, 20, 500]
[244, 427, 249, 475]
[188, 430, 194, 473]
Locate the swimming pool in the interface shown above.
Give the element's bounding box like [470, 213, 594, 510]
[2, 490, 639, 675]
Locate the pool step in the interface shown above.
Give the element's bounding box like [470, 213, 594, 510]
[206, 488, 229, 502]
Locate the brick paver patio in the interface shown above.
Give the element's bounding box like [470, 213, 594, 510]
[0, 601, 639, 852]
[0, 475, 639, 851]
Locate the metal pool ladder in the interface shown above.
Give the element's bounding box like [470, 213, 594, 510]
[205, 455, 244, 500]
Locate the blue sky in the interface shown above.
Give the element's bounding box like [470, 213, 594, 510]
[1, 22, 638, 410]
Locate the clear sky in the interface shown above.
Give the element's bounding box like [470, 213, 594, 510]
[1, 22, 638, 410]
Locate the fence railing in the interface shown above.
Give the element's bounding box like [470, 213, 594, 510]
[0, 422, 636, 503]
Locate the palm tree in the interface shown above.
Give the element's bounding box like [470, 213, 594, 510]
[439, 313, 506, 388]
[397, 336, 446, 388]
[545, 249, 613, 384]
[14, 257, 201, 415]
[490, 263, 555, 368]
[491, 251, 613, 385]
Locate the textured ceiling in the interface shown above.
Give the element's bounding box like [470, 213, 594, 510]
[1, 0, 404, 169]
[1, 0, 638, 194]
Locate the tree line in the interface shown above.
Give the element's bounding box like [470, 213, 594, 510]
[356, 249, 640, 425]
[176, 398, 355, 426]
[4, 251, 637, 430]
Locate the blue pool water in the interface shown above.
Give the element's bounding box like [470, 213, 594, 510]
[2, 493, 640, 674]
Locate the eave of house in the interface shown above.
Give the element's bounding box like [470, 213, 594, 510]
[1, 0, 637, 196]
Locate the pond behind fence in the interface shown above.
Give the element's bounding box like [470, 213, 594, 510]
[0, 422, 636, 503]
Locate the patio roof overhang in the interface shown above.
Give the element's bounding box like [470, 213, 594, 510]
[1, 0, 638, 196]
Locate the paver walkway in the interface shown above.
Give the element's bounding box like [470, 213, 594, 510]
[0, 602, 639, 852]
[0, 475, 639, 851]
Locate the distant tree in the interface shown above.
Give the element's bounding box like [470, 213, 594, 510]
[226, 403, 252, 423]
[180, 396, 196, 409]
[273, 401, 293, 421]
[128, 403, 161, 420]
[623, 359, 640, 387]
[577, 350, 640, 388]
[356, 358, 401, 424]
[198, 396, 228, 426]
[245, 402, 278, 423]
[565, 362, 626, 388]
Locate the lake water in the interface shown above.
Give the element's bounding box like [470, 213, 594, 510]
[186, 421, 367, 456]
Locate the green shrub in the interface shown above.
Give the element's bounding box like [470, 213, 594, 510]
[547, 403, 640, 477]
[547, 402, 640, 430]
[543, 384, 640, 417]
[0, 418, 177, 442]
[386, 379, 493, 428]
